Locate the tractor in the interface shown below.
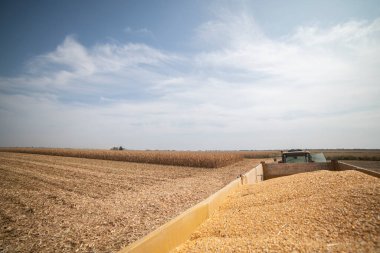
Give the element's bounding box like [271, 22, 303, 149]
[280, 149, 326, 163]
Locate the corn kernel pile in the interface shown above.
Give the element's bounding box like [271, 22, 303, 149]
[173, 170, 380, 252]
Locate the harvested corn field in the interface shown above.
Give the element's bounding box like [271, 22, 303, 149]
[0, 148, 242, 168]
[174, 170, 380, 253]
[0, 152, 261, 253]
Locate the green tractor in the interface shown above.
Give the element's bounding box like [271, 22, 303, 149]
[280, 149, 326, 163]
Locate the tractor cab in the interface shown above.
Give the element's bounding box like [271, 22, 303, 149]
[281, 149, 313, 163]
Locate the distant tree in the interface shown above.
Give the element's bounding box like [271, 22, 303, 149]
[110, 146, 125, 150]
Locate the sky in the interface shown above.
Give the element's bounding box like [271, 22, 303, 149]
[0, 0, 379, 150]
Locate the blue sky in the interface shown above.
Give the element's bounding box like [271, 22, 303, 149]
[0, 0, 380, 149]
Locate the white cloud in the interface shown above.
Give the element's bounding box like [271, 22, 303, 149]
[292, 19, 380, 46]
[192, 13, 380, 120]
[1, 11, 380, 149]
[0, 36, 181, 100]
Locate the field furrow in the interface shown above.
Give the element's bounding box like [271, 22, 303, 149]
[0, 152, 260, 253]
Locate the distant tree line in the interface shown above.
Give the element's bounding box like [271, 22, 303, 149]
[111, 146, 124, 150]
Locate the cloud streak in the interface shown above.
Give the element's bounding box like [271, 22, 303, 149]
[1, 10, 379, 149]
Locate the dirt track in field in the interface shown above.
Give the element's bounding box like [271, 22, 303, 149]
[344, 160, 380, 173]
[0, 152, 261, 253]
